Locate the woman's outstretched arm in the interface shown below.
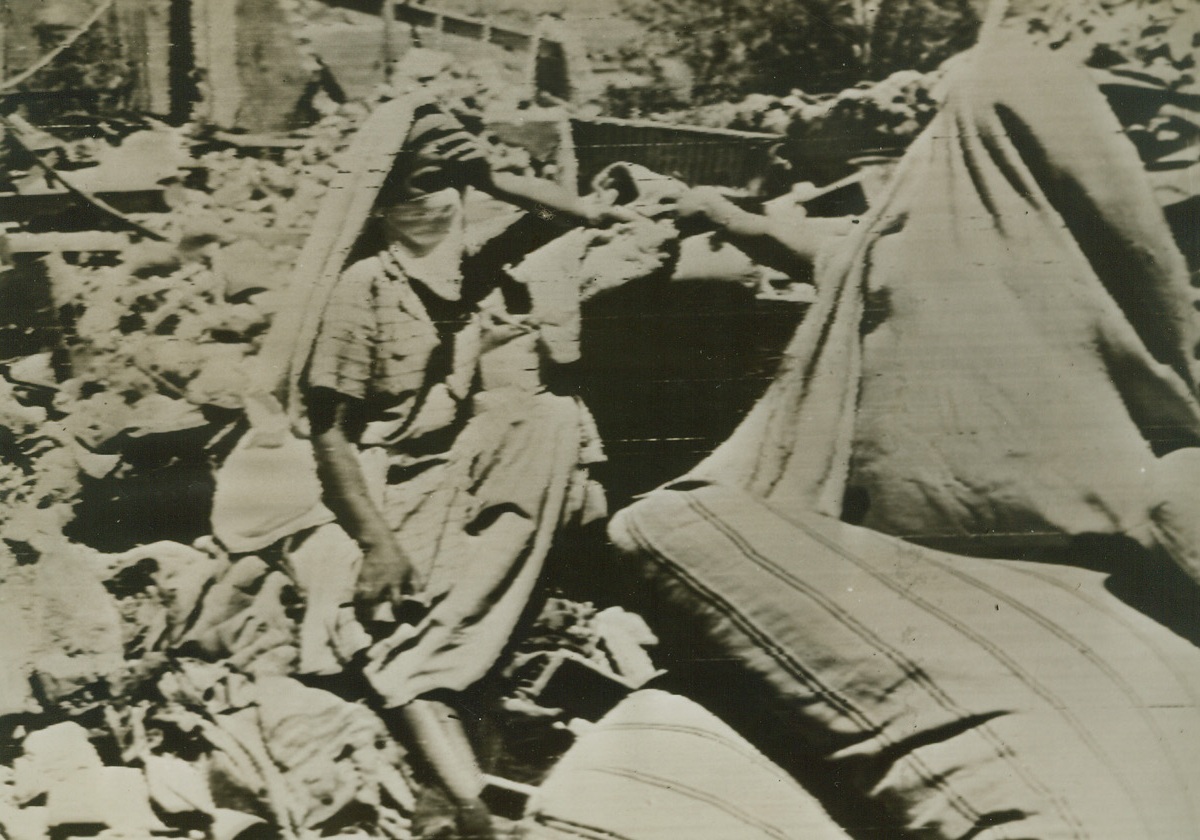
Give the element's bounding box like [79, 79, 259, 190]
[468, 163, 637, 227]
[673, 186, 855, 278]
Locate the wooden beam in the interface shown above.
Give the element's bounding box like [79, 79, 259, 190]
[381, 0, 400, 79]
[391, 2, 533, 50]
[5, 231, 131, 254]
[127, 0, 173, 116]
[191, 0, 316, 132]
[192, 0, 243, 127]
[114, 0, 151, 110]
[0, 189, 169, 223]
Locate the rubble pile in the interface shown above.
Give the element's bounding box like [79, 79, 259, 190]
[0, 507, 420, 837]
[675, 0, 1199, 202]
[5, 4, 1190, 838]
[679, 68, 939, 153]
[0, 46, 561, 531]
[0, 499, 662, 839]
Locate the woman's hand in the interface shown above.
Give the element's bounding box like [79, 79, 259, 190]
[582, 202, 641, 227]
[356, 541, 430, 633]
[356, 537, 417, 603]
[671, 186, 742, 234]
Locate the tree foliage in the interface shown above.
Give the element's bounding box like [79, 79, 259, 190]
[622, 0, 861, 101]
[867, 0, 982, 78]
[621, 0, 983, 103]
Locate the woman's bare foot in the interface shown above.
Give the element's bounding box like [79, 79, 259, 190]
[453, 796, 496, 839]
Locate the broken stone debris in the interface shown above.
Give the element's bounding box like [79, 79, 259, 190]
[0, 540, 125, 717]
[0, 235, 793, 840]
[674, 2, 1200, 222]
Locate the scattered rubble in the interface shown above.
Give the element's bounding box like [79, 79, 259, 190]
[673, 1, 1199, 212]
[0, 69, 701, 838]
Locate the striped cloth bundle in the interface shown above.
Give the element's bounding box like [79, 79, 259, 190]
[610, 482, 1200, 840]
[521, 689, 851, 840]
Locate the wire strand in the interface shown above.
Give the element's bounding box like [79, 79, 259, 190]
[0, 0, 117, 92]
[0, 111, 170, 242]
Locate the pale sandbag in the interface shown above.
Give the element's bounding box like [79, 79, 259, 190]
[210, 428, 334, 554]
[520, 689, 851, 840]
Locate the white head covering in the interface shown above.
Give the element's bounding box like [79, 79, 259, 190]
[212, 94, 429, 552]
[252, 93, 429, 429]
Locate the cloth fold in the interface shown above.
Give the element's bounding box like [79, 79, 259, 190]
[688, 31, 1200, 559]
[609, 482, 1200, 840]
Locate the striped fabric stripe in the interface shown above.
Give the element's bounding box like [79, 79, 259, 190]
[530, 816, 637, 840]
[523, 689, 850, 840]
[619, 505, 1004, 835]
[407, 105, 488, 165]
[591, 766, 796, 840]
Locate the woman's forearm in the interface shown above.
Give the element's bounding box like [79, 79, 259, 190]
[702, 206, 825, 278]
[312, 420, 395, 551]
[484, 170, 594, 225]
[677, 187, 855, 277]
[312, 409, 417, 598]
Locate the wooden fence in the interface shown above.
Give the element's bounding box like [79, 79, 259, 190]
[568, 117, 781, 193]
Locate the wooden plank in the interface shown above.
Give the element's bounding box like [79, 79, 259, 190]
[381, 0, 400, 77]
[6, 231, 131, 253]
[114, 0, 150, 112]
[191, 0, 315, 132]
[392, 2, 533, 50]
[192, 0, 243, 127]
[441, 13, 485, 41]
[488, 25, 531, 51]
[211, 130, 306, 149]
[392, 3, 439, 31]
[576, 115, 781, 141]
[143, 0, 173, 115]
[0, 189, 168, 223]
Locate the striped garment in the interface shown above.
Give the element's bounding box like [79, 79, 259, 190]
[304, 248, 480, 444]
[379, 103, 490, 200]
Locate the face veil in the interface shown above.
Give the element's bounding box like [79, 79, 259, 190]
[249, 94, 427, 430]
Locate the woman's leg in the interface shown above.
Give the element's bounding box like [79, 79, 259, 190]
[394, 697, 496, 838]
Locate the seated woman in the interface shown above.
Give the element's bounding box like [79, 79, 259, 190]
[258, 94, 624, 838]
[608, 6, 1200, 839]
[666, 18, 1200, 583]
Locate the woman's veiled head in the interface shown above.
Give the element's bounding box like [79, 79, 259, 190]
[375, 103, 489, 203]
[367, 103, 486, 256]
[376, 186, 463, 256]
